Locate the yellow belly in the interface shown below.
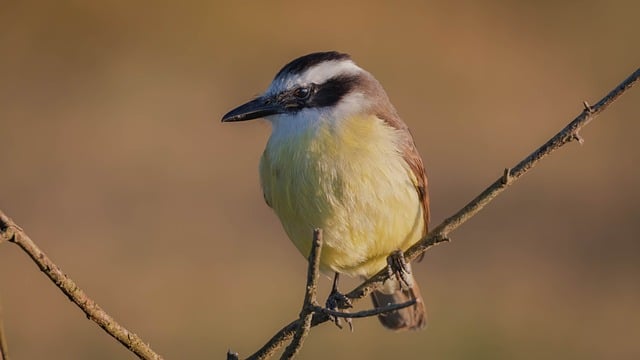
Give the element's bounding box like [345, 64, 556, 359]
[260, 114, 425, 277]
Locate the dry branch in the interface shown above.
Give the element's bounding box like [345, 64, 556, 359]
[314, 299, 416, 320]
[280, 228, 323, 360]
[0, 211, 163, 360]
[244, 67, 640, 359]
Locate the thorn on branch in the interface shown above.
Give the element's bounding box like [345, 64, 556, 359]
[0, 217, 8, 232]
[501, 168, 512, 185]
[431, 233, 451, 244]
[227, 350, 239, 360]
[583, 100, 594, 113]
[0, 215, 11, 246]
[571, 132, 585, 145]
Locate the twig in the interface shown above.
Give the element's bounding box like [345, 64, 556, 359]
[0, 211, 163, 360]
[279, 229, 323, 360]
[0, 299, 8, 360]
[315, 299, 416, 319]
[246, 319, 300, 360]
[245, 67, 640, 359]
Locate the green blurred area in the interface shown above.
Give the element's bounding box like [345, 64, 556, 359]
[1, 1, 639, 359]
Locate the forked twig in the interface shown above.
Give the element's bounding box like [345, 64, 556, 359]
[242, 229, 417, 360]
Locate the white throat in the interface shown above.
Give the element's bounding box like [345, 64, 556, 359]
[266, 90, 370, 142]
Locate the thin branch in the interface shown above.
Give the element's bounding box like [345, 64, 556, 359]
[245, 67, 640, 359]
[246, 318, 300, 360]
[302, 230, 323, 310]
[280, 229, 323, 360]
[0, 211, 163, 360]
[0, 299, 8, 360]
[315, 299, 417, 319]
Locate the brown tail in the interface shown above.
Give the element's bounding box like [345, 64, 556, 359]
[370, 271, 426, 331]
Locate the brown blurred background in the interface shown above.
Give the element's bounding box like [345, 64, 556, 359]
[1, 1, 639, 359]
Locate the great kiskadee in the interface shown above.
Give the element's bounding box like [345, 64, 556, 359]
[222, 51, 429, 331]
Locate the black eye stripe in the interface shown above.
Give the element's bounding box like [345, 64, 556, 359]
[276, 74, 360, 112]
[276, 84, 315, 105]
[307, 74, 359, 108]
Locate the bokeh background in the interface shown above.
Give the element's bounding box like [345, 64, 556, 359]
[1, 1, 639, 359]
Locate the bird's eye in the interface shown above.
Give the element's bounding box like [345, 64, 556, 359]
[293, 86, 311, 100]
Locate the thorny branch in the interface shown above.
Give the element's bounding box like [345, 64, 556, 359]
[242, 68, 640, 359]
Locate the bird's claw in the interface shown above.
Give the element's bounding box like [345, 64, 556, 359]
[325, 274, 353, 330]
[387, 250, 413, 289]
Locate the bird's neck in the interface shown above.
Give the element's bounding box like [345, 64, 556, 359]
[265, 112, 399, 165]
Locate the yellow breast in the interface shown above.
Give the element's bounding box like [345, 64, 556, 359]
[260, 114, 424, 277]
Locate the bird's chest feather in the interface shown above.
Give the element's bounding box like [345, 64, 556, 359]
[259, 115, 422, 275]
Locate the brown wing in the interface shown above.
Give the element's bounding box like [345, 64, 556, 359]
[376, 110, 430, 236]
[401, 129, 430, 235]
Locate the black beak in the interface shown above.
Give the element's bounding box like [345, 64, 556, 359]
[221, 96, 283, 122]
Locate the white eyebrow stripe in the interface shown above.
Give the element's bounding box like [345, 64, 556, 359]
[299, 60, 362, 84]
[266, 60, 362, 96]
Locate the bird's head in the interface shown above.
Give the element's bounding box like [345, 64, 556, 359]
[221, 51, 392, 131]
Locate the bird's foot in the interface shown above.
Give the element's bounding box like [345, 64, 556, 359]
[386, 250, 413, 289]
[325, 273, 353, 330]
[326, 288, 353, 311]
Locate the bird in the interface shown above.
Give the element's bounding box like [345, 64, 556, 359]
[221, 51, 429, 331]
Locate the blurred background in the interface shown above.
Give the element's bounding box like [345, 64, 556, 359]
[1, 1, 639, 359]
